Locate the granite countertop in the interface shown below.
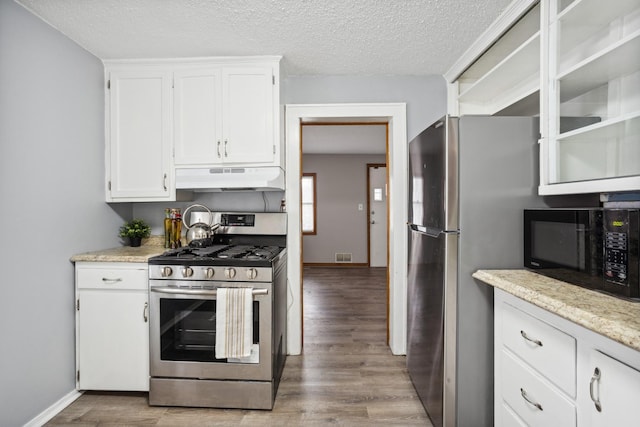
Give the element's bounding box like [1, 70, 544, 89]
[70, 236, 168, 263]
[473, 269, 640, 352]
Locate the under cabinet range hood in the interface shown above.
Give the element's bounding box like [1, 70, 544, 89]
[175, 167, 285, 191]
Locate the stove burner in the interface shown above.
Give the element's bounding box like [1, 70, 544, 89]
[163, 245, 229, 259]
[155, 244, 283, 262]
[216, 245, 255, 259]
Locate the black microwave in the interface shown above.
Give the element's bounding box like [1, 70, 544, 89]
[524, 208, 639, 300]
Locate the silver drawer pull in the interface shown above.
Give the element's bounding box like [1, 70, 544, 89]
[590, 367, 602, 412]
[143, 302, 149, 323]
[102, 277, 123, 283]
[520, 388, 543, 411]
[520, 330, 543, 347]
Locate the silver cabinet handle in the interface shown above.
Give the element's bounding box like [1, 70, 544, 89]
[163, 173, 167, 191]
[217, 140, 221, 158]
[590, 367, 602, 412]
[143, 302, 148, 323]
[224, 139, 228, 157]
[520, 330, 543, 347]
[520, 388, 543, 411]
[102, 277, 123, 283]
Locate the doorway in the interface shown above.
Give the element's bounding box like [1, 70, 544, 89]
[285, 103, 408, 356]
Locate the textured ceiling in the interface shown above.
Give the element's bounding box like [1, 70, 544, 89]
[15, 0, 513, 76]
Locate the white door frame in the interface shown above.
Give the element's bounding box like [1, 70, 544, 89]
[285, 103, 407, 355]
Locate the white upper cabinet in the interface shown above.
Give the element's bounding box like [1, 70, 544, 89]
[450, 1, 541, 116]
[539, 0, 640, 195]
[106, 69, 174, 202]
[105, 57, 282, 202]
[221, 66, 276, 164]
[449, 0, 640, 195]
[174, 61, 278, 167]
[173, 68, 222, 166]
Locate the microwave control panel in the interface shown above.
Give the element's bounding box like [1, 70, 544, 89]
[604, 228, 628, 285]
[603, 210, 638, 293]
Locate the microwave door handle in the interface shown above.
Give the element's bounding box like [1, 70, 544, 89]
[150, 286, 269, 296]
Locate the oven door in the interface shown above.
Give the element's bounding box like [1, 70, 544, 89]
[149, 281, 273, 381]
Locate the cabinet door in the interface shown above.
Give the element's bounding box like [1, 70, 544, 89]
[222, 66, 275, 164]
[174, 68, 223, 166]
[586, 350, 640, 427]
[77, 289, 149, 391]
[539, 0, 640, 195]
[107, 70, 174, 201]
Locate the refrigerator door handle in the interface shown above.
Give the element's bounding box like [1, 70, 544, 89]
[409, 224, 459, 238]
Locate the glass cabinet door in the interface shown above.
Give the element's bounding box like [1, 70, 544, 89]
[540, 0, 640, 194]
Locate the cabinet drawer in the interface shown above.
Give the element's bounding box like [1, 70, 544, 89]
[501, 402, 527, 427]
[77, 266, 147, 290]
[502, 302, 576, 395]
[501, 350, 576, 427]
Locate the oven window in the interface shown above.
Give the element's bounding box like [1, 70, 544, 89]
[159, 298, 259, 362]
[532, 221, 586, 270]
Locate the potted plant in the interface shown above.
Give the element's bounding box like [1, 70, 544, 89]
[119, 219, 151, 247]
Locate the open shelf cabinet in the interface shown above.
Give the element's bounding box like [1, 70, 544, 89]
[539, 0, 640, 195]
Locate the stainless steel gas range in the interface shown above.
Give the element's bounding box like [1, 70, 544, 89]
[147, 212, 287, 410]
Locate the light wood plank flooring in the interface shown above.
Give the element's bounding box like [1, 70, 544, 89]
[46, 267, 430, 426]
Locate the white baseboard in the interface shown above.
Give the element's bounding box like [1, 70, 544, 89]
[24, 390, 83, 427]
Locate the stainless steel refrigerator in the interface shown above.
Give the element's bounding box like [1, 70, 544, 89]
[407, 115, 545, 427]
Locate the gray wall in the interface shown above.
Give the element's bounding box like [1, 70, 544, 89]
[284, 75, 447, 141]
[303, 154, 386, 264]
[0, 2, 129, 425]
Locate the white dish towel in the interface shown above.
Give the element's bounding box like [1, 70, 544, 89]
[215, 287, 253, 359]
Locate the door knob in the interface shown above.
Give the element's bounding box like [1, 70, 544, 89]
[371, 220, 376, 224]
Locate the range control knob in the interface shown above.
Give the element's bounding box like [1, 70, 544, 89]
[224, 268, 237, 279]
[205, 268, 215, 279]
[246, 268, 258, 280]
[161, 267, 173, 277]
[182, 267, 194, 278]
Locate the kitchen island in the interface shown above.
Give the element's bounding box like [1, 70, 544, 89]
[474, 269, 640, 427]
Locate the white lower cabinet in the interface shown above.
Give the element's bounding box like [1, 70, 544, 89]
[501, 350, 576, 426]
[75, 262, 149, 391]
[585, 350, 640, 427]
[495, 289, 640, 427]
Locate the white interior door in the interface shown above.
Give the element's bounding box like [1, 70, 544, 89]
[369, 165, 387, 267]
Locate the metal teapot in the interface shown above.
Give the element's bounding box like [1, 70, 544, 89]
[182, 204, 218, 244]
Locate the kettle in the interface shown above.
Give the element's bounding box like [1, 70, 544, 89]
[182, 204, 218, 244]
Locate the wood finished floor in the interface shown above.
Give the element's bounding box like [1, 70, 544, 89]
[46, 267, 430, 426]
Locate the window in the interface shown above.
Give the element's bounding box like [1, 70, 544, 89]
[301, 173, 317, 234]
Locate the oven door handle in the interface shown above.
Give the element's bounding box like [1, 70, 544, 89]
[150, 287, 268, 296]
